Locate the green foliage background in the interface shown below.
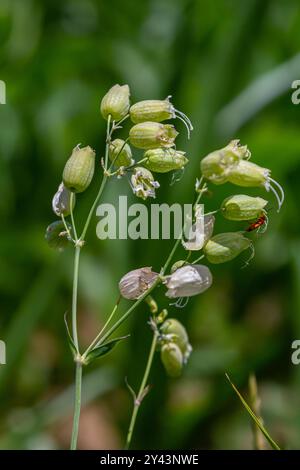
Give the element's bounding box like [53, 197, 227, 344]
[0, 0, 300, 449]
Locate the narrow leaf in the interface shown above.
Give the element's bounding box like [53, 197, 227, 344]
[64, 312, 77, 357]
[225, 373, 280, 450]
[85, 335, 130, 364]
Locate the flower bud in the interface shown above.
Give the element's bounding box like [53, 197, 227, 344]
[203, 232, 251, 264]
[161, 343, 183, 378]
[143, 148, 188, 173]
[131, 167, 160, 200]
[164, 264, 212, 298]
[130, 99, 174, 123]
[100, 84, 130, 121]
[227, 160, 269, 187]
[45, 220, 72, 250]
[130, 96, 193, 138]
[109, 139, 133, 167]
[221, 194, 268, 221]
[52, 182, 75, 217]
[170, 260, 186, 273]
[129, 122, 178, 149]
[200, 140, 250, 185]
[63, 145, 95, 193]
[227, 160, 285, 211]
[119, 267, 159, 300]
[161, 318, 192, 362]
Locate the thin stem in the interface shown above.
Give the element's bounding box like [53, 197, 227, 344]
[61, 213, 75, 243]
[70, 362, 82, 450]
[97, 277, 161, 347]
[191, 254, 205, 264]
[80, 115, 111, 241]
[125, 331, 158, 449]
[70, 192, 78, 241]
[72, 246, 81, 352]
[82, 298, 121, 359]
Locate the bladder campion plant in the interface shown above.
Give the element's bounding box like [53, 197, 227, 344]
[45, 84, 284, 450]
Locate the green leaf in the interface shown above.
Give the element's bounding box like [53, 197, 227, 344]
[85, 335, 130, 364]
[64, 312, 77, 357]
[225, 373, 281, 450]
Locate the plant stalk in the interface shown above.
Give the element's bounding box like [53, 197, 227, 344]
[125, 331, 158, 449]
[70, 362, 83, 450]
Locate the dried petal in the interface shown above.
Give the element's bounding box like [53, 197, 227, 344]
[119, 267, 159, 300]
[164, 264, 212, 298]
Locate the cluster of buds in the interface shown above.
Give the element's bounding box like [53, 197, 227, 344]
[98, 85, 193, 199]
[201, 140, 284, 211]
[159, 318, 192, 378]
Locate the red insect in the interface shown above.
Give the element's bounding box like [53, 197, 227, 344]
[246, 213, 268, 233]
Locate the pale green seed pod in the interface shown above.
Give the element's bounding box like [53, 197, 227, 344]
[161, 343, 183, 378]
[200, 140, 250, 185]
[129, 122, 178, 149]
[45, 220, 72, 250]
[203, 232, 251, 264]
[63, 145, 95, 193]
[143, 148, 188, 173]
[52, 182, 75, 217]
[100, 84, 130, 121]
[227, 160, 269, 187]
[109, 139, 133, 167]
[221, 194, 268, 221]
[130, 99, 174, 123]
[131, 166, 160, 200]
[161, 319, 192, 362]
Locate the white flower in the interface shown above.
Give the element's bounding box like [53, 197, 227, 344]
[164, 264, 212, 298]
[182, 212, 215, 251]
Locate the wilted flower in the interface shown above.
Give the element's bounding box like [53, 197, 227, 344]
[160, 318, 192, 363]
[63, 145, 95, 193]
[119, 267, 159, 300]
[200, 140, 250, 185]
[143, 148, 188, 173]
[131, 167, 160, 200]
[109, 139, 133, 167]
[203, 232, 251, 264]
[160, 343, 183, 378]
[45, 220, 72, 250]
[221, 194, 268, 221]
[182, 210, 215, 251]
[130, 96, 193, 138]
[52, 182, 75, 217]
[164, 264, 212, 298]
[129, 122, 178, 149]
[227, 160, 284, 211]
[100, 84, 130, 121]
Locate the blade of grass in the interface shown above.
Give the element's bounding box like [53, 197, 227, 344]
[225, 373, 280, 450]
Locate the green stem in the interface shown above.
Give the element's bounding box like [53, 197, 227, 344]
[80, 115, 111, 241]
[70, 362, 82, 450]
[72, 246, 81, 352]
[97, 277, 161, 347]
[82, 298, 120, 359]
[70, 192, 78, 241]
[125, 331, 158, 449]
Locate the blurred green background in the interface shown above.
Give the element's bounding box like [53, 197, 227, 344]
[1, 0, 300, 450]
